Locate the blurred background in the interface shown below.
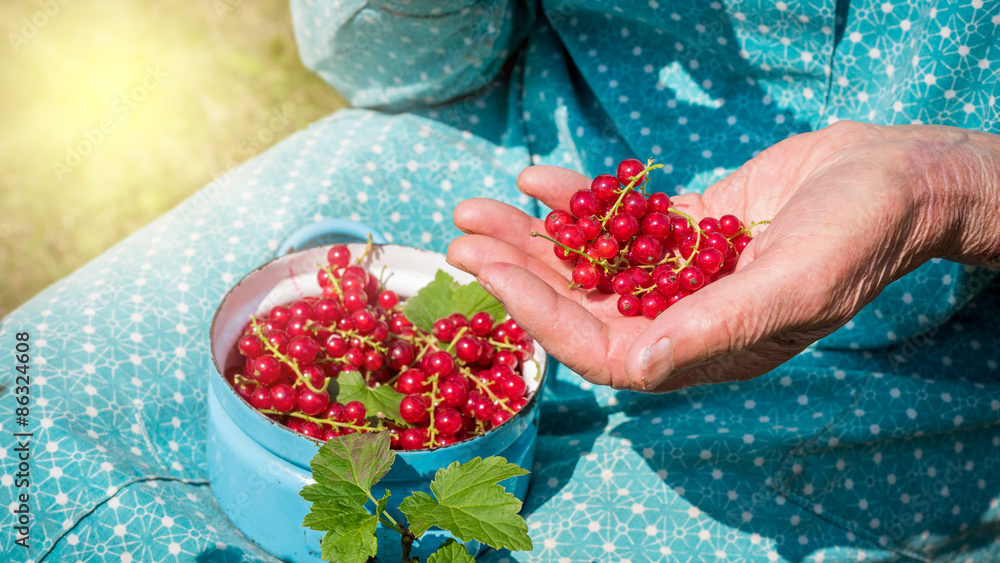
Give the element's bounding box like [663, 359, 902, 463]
[0, 0, 347, 318]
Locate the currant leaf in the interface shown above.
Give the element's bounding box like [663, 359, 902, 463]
[398, 456, 531, 551]
[313, 500, 379, 563]
[375, 489, 391, 520]
[334, 371, 407, 425]
[402, 270, 503, 333]
[427, 539, 476, 563]
[300, 432, 395, 563]
[451, 279, 506, 323]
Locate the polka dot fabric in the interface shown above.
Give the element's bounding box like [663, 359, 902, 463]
[3, 1, 999, 561]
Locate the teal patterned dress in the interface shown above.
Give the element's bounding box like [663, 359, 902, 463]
[3, 0, 1000, 561]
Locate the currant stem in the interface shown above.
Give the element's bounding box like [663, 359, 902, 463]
[443, 326, 469, 354]
[259, 409, 381, 433]
[425, 373, 441, 448]
[600, 161, 664, 228]
[746, 219, 771, 233]
[666, 207, 704, 268]
[465, 370, 516, 415]
[250, 317, 327, 395]
[529, 231, 599, 264]
[356, 233, 375, 264]
[319, 265, 342, 296]
[400, 529, 417, 563]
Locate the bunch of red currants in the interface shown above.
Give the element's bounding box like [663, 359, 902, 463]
[226, 245, 536, 450]
[535, 158, 761, 319]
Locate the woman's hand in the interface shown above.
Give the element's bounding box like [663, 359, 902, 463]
[446, 121, 1000, 392]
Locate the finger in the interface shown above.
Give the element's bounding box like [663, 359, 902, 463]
[624, 253, 827, 389]
[477, 262, 645, 389]
[645, 328, 827, 392]
[452, 198, 560, 266]
[517, 165, 592, 211]
[447, 234, 575, 298]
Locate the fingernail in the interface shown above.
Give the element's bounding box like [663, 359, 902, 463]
[445, 256, 465, 271]
[478, 278, 499, 300]
[642, 337, 674, 389]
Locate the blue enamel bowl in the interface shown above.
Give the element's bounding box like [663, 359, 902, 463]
[207, 231, 545, 562]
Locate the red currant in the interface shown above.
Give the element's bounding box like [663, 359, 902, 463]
[433, 318, 457, 342]
[617, 294, 640, 316]
[631, 235, 664, 265]
[353, 308, 378, 335]
[609, 213, 639, 241]
[266, 331, 289, 355]
[544, 209, 573, 237]
[386, 340, 416, 370]
[377, 290, 399, 310]
[469, 312, 494, 336]
[424, 350, 455, 376]
[434, 407, 463, 436]
[591, 173, 621, 203]
[616, 158, 647, 187]
[238, 335, 263, 358]
[327, 245, 351, 269]
[621, 190, 648, 218]
[269, 383, 296, 412]
[289, 300, 314, 320]
[569, 190, 601, 218]
[555, 224, 586, 254]
[313, 298, 344, 323]
[399, 394, 429, 424]
[342, 289, 368, 313]
[401, 427, 427, 450]
[679, 266, 707, 291]
[288, 335, 320, 364]
[439, 376, 470, 407]
[696, 247, 724, 274]
[268, 305, 292, 328]
[253, 355, 281, 386]
[454, 336, 483, 363]
[343, 401, 367, 424]
[298, 388, 330, 416]
[641, 212, 672, 241]
[501, 373, 527, 399]
[250, 387, 271, 410]
[648, 192, 672, 213]
[572, 261, 600, 289]
[719, 214, 742, 237]
[490, 408, 512, 427]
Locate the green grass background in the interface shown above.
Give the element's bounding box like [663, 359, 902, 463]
[0, 0, 347, 319]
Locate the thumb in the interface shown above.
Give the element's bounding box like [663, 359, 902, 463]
[624, 257, 823, 390]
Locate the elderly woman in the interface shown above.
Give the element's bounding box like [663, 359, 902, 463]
[3, 0, 999, 561]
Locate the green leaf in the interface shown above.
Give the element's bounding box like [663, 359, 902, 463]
[375, 489, 391, 521]
[402, 270, 504, 334]
[399, 457, 532, 552]
[335, 371, 406, 425]
[427, 539, 476, 563]
[314, 501, 379, 563]
[451, 279, 506, 322]
[299, 432, 396, 563]
[402, 270, 456, 333]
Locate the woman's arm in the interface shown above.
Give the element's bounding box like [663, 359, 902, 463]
[446, 121, 1000, 392]
[290, 0, 535, 111]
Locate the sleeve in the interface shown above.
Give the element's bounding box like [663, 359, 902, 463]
[289, 0, 535, 111]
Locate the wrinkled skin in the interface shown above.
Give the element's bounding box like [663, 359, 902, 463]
[447, 121, 1000, 393]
